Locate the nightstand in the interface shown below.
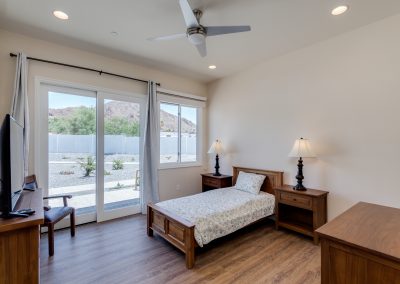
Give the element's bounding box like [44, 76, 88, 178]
[201, 173, 232, 192]
[274, 185, 328, 244]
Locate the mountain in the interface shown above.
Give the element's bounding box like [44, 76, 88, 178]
[48, 101, 196, 133]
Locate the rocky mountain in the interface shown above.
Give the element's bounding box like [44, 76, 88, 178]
[49, 101, 196, 133]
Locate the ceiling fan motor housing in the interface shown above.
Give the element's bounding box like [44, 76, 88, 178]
[187, 26, 206, 45]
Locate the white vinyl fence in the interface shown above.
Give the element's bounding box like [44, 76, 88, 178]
[48, 134, 196, 155]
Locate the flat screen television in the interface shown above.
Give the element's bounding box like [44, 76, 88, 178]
[0, 114, 25, 215]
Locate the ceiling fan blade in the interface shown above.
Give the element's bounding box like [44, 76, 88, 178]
[195, 40, 207, 57]
[147, 33, 187, 41]
[179, 0, 199, 28]
[206, 25, 251, 36]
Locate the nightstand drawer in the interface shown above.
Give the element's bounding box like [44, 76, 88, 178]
[279, 192, 312, 209]
[203, 177, 220, 187]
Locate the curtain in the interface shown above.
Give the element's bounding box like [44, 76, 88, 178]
[141, 81, 160, 213]
[10, 52, 29, 177]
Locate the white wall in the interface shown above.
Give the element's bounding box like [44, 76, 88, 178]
[208, 14, 400, 220]
[0, 29, 207, 201]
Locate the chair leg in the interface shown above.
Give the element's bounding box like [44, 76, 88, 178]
[48, 224, 55, 257]
[70, 209, 76, 237]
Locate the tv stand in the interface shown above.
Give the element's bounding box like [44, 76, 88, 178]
[0, 188, 43, 283]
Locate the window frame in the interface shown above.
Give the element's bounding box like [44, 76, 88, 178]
[158, 96, 203, 170]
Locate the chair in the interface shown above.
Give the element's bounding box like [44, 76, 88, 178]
[24, 175, 76, 256]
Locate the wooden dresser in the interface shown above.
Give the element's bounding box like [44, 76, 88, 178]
[0, 189, 44, 284]
[316, 202, 400, 284]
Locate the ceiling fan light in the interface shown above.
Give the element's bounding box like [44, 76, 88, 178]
[188, 33, 205, 45]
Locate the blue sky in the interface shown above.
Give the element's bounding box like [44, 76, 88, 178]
[160, 103, 197, 124]
[49, 92, 197, 124]
[49, 92, 95, 108]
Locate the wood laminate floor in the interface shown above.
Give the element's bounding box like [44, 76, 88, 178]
[40, 215, 321, 284]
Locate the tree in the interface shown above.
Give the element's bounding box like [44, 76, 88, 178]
[104, 117, 139, 137]
[49, 107, 139, 136]
[68, 107, 96, 135]
[48, 117, 69, 133]
[49, 107, 96, 135]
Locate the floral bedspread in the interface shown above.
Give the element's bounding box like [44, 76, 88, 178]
[156, 187, 275, 247]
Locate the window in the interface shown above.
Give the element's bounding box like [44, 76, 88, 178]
[159, 95, 203, 167]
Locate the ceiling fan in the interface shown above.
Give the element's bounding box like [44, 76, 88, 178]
[148, 0, 251, 57]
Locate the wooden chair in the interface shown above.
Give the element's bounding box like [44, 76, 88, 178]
[24, 175, 76, 256]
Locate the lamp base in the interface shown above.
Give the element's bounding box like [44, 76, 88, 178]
[293, 157, 307, 191]
[213, 154, 221, 177]
[293, 183, 307, 191]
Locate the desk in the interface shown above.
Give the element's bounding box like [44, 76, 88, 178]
[0, 189, 44, 284]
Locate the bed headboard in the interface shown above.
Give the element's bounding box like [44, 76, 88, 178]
[232, 166, 284, 195]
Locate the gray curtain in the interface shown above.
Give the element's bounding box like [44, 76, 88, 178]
[141, 81, 160, 213]
[10, 52, 29, 177]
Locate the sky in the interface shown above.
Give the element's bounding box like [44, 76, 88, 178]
[49, 91, 197, 124]
[49, 92, 95, 109]
[160, 103, 197, 124]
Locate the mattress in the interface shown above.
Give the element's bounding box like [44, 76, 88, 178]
[156, 187, 275, 247]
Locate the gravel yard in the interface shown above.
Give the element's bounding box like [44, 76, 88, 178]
[49, 153, 139, 189]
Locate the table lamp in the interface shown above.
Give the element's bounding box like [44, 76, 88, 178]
[288, 137, 316, 191]
[208, 139, 224, 176]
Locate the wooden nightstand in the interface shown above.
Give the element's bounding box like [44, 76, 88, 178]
[201, 173, 232, 192]
[274, 185, 328, 244]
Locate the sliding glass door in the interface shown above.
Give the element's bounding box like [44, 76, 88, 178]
[46, 86, 97, 224]
[97, 92, 143, 221]
[39, 83, 144, 225]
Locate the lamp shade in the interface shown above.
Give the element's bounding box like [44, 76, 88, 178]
[208, 139, 224, 155]
[288, 138, 316, 158]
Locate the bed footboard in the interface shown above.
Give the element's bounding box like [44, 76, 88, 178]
[147, 203, 196, 269]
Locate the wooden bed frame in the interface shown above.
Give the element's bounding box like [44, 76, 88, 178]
[147, 166, 284, 269]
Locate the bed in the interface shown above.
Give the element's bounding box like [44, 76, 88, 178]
[147, 166, 284, 268]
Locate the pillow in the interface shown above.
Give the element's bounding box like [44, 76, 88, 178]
[235, 171, 266, 195]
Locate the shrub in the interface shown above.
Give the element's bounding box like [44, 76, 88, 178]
[112, 159, 124, 170]
[104, 171, 111, 176]
[79, 156, 96, 177]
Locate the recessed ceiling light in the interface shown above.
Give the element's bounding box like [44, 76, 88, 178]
[208, 65, 216, 70]
[111, 31, 119, 36]
[53, 10, 69, 20]
[331, 5, 348, 16]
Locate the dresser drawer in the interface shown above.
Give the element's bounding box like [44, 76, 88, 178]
[203, 177, 220, 187]
[279, 192, 312, 209]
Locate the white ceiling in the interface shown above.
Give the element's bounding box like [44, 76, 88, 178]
[1, 0, 400, 83]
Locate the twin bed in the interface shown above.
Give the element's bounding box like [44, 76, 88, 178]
[147, 166, 284, 268]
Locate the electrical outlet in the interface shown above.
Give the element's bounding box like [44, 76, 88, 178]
[176, 184, 181, 191]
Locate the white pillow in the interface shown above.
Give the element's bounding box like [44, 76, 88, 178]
[235, 171, 266, 195]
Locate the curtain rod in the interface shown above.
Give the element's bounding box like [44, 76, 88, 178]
[9, 53, 160, 86]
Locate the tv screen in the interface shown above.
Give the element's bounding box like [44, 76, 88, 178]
[0, 114, 25, 214]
